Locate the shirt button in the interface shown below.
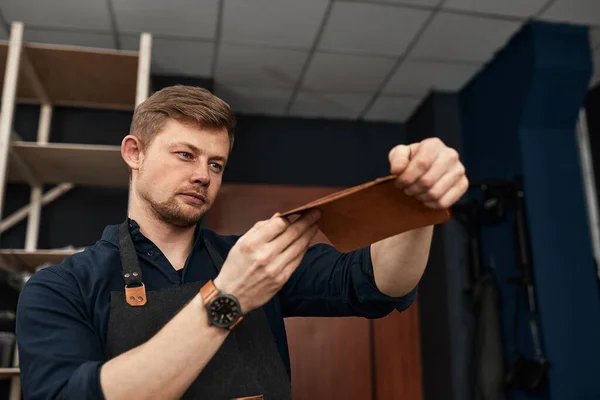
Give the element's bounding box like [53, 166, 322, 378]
[147, 250, 154, 256]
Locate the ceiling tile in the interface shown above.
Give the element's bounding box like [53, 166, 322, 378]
[214, 84, 292, 116]
[222, 0, 329, 49]
[302, 52, 395, 93]
[539, 0, 600, 26]
[122, 36, 214, 77]
[363, 95, 423, 122]
[409, 12, 522, 63]
[318, 2, 431, 57]
[24, 29, 114, 49]
[443, 0, 546, 18]
[1, 0, 111, 31]
[384, 60, 482, 96]
[215, 44, 308, 89]
[112, 0, 219, 39]
[289, 92, 371, 119]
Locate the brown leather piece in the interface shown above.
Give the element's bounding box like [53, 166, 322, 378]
[280, 174, 451, 252]
[125, 284, 147, 306]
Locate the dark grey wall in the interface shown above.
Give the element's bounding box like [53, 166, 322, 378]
[406, 91, 472, 400]
[585, 84, 600, 209]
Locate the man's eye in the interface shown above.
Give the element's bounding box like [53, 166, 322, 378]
[210, 162, 223, 171]
[178, 152, 192, 159]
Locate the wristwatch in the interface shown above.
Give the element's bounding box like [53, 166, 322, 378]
[200, 280, 244, 330]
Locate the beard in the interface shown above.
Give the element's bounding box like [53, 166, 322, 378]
[141, 190, 209, 227]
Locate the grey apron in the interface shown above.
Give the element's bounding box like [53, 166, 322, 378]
[104, 221, 292, 399]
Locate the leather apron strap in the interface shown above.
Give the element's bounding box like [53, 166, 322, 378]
[119, 221, 147, 306]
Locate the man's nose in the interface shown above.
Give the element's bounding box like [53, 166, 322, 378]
[191, 163, 211, 185]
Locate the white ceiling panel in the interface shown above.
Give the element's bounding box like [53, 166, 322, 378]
[222, 0, 329, 49]
[384, 60, 481, 95]
[318, 2, 431, 57]
[410, 12, 522, 63]
[24, 29, 114, 49]
[443, 0, 547, 18]
[112, 0, 219, 39]
[302, 52, 395, 93]
[0, 0, 111, 31]
[289, 92, 371, 119]
[215, 44, 308, 89]
[539, 0, 600, 26]
[214, 84, 292, 116]
[363, 95, 423, 122]
[122, 36, 214, 77]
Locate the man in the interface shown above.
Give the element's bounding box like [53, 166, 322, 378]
[16, 85, 468, 400]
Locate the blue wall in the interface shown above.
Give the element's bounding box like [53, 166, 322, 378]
[459, 21, 600, 399]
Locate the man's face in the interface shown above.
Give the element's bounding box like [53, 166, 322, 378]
[133, 118, 230, 227]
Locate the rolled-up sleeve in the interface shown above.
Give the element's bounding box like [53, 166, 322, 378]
[16, 267, 105, 400]
[280, 243, 417, 318]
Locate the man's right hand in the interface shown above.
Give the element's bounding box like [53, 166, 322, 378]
[213, 209, 321, 314]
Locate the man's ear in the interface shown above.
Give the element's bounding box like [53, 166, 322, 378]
[121, 135, 144, 171]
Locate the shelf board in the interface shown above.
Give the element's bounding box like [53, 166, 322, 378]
[7, 141, 130, 188]
[0, 40, 140, 111]
[0, 368, 19, 379]
[0, 249, 80, 273]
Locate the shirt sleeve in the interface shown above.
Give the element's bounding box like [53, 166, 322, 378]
[279, 243, 417, 318]
[16, 267, 106, 400]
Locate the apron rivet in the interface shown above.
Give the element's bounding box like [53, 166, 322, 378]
[124, 273, 130, 278]
[137, 297, 143, 301]
[129, 296, 135, 301]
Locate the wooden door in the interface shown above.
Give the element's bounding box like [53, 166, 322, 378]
[204, 183, 422, 400]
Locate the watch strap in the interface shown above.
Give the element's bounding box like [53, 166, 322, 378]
[200, 280, 220, 305]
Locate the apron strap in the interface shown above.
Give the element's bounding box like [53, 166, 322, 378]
[118, 220, 147, 306]
[201, 233, 225, 272]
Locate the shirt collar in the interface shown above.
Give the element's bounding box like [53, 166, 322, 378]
[100, 218, 204, 253]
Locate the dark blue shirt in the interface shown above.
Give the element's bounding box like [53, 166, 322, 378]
[16, 220, 416, 400]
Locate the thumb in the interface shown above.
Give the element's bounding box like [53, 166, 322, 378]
[389, 143, 419, 175]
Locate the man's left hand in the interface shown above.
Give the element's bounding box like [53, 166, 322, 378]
[388, 138, 468, 210]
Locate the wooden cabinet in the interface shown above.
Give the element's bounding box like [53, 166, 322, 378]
[205, 183, 422, 400]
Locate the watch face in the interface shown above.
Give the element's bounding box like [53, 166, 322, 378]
[208, 295, 241, 328]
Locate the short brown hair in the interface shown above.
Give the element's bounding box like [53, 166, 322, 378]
[129, 85, 236, 151]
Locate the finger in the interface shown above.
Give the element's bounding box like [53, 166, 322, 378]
[247, 213, 291, 244]
[275, 223, 319, 279]
[389, 145, 412, 175]
[395, 143, 439, 188]
[414, 162, 465, 203]
[403, 149, 458, 196]
[269, 209, 321, 253]
[424, 176, 469, 209]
